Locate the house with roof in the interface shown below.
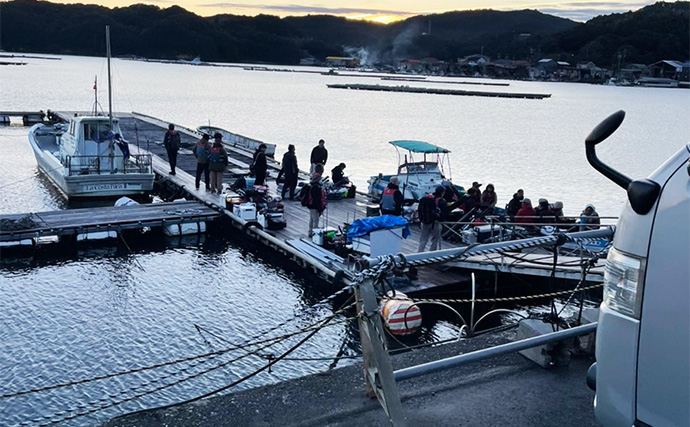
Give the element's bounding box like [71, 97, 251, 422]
[647, 60, 685, 79]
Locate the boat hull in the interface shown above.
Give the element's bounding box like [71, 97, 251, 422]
[29, 124, 154, 198]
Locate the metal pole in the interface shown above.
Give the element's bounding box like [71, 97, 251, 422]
[355, 277, 406, 425]
[394, 323, 597, 382]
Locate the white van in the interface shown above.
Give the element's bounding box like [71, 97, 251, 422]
[585, 111, 689, 427]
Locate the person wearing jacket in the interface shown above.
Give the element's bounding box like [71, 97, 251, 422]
[278, 144, 298, 200]
[251, 144, 268, 186]
[506, 189, 524, 218]
[208, 133, 229, 194]
[310, 139, 328, 174]
[193, 134, 211, 190]
[380, 176, 403, 216]
[306, 173, 327, 237]
[163, 123, 180, 175]
[514, 198, 536, 224]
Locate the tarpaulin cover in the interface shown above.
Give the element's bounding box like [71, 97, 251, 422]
[347, 215, 410, 242]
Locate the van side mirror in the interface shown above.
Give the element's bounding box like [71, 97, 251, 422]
[585, 110, 660, 215]
[585, 110, 631, 189]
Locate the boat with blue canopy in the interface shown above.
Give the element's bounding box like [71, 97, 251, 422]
[367, 140, 463, 202]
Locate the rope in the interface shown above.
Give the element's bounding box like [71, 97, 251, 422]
[398, 284, 603, 305]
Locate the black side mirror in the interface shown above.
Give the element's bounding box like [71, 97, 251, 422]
[585, 110, 660, 215]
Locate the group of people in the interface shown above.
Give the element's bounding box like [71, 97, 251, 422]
[164, 124, 230, 194]
[506, 189, 600, 229]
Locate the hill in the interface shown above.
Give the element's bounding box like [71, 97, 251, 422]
[0, 0, 687, 67]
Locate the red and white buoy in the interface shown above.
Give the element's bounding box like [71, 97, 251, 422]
[379, 292, 422, 336]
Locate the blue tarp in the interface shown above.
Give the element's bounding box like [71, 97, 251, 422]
[390, 140, 450, 154]
[347, 215, 410, 242]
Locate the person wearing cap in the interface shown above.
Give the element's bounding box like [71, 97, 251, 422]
[380, 176, 403, 216]
[278, 144, 298, 200]
[417, 185, 448, 252]
[514, 198, 535, 224]
[580, 204, 600, 230]
[310, 139, 328, 174]
[208, 133, 229, 194]
[193, 133, 211, 190]
[163, 123, 180, 175]
[251, 143, 268, 186]
[506, 189, 524, 218]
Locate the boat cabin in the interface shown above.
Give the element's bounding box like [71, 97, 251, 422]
[60, 116, 128, 175]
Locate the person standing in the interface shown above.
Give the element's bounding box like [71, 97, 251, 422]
[208, 133, 228, 194]
[417, 186, 447, 252]
[310, 139, 328, 174]
[193, 134, 211, 190]
[251, 144, 268, 186]
[279, 144, 298, 200]
[380, 176, 403, 216]
[163, 124, 181, 175]
[306, 173, 327, 237]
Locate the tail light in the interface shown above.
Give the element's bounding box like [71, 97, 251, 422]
[603, 247, 646, 319]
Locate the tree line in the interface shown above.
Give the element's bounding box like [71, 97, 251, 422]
[1, 0, 687, 67]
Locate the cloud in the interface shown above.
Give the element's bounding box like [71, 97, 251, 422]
[198, 3, 410, 15]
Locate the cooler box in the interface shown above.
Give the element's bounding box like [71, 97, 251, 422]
[312, 227, 338, 246]
[352, 226, 403, 257]
[233, 202, 257, 221]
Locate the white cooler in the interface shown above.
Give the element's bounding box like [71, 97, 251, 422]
[352, 226, 404, 257]
[233, 202, 257, 221]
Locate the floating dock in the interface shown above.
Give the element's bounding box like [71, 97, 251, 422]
[0, 201, 219, 243]
[327, 83, 551, 99]
[5, 111, 606, 292]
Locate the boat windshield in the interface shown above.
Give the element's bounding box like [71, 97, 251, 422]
[398, 162, 440, 175]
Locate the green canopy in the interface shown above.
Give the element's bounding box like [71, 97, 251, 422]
[390, 140, 450, 153]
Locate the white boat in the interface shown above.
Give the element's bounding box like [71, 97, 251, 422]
[197, 125, 276, 157]
[637, 77, 679, 88]
[367, 140, 463, 201]
[28, 27, 154, 199]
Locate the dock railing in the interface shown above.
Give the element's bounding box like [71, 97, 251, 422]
[64, 153, 152, 176]
[351, 227, 614, 425]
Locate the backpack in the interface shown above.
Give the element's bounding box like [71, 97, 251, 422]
[299, 184, 311, 206]
[418, 196, 442, 225]
[208, 147, 223, 163]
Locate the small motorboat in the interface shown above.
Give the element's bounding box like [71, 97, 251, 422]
[367, 140, 463, 201]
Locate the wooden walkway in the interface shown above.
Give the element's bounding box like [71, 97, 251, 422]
[0, 201, 219, 242]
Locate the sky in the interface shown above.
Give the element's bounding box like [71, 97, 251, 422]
[51, 0, 673, 22]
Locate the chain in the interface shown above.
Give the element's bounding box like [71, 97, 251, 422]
[397, 283, 603, 304]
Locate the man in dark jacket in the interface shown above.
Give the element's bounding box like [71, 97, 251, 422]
[251, 144, 268, 186]
[331, 162, 349, 187]
[506, 189, 524, 218]
[380, 176, 404, 216]
[310, 139, 328, 174]
[417, 185, 448, 252]
[279, 144, 298, 200]
[163, 123, 180, 175]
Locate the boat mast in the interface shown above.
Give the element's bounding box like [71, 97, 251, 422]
[106, 25, 114, 171]
[106, 25, 113, 129]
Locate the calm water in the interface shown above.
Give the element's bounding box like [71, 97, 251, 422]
[1, 54, 689, 425]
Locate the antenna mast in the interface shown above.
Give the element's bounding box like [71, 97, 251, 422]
[106, 25, 113, 128]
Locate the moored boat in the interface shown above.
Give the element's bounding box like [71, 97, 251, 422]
[637, 77, 679, 88]
[367, 140, 463, 201]
[27, 26, 154, 199]
[197, 125, 276, 157]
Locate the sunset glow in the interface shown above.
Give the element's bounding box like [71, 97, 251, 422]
[34, 0, 676, 22]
